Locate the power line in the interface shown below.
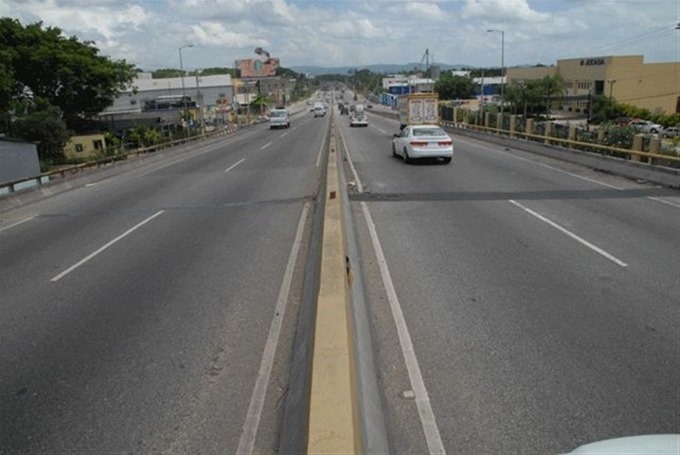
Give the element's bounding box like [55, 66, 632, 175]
[563, 24, 676, 58]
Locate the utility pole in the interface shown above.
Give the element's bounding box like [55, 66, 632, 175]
[179, 44, 194, 137]
[195, 73, 205, 135]
[607, 79, 616, 115]
[487, 29, 505, 116]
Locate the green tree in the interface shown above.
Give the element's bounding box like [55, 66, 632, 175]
[435, 73, 476, 100]
[152, 68, 183, 78]
[12, 98, 71, 164]
[504, 75, 564, 118]
[250, 93, 272, 114]
[0, 18, 136, 131]
[197, 67, 240, 78]
[541, 75, 565, 114]
[349, 69, 382, 95]
[127, 124, 164, 148]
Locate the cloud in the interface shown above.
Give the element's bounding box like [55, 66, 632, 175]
[462, 0, 549, 23]
[189, 21, 268, 48]
[3, 0, 677, 69]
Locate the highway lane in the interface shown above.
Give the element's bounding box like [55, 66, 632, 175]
[0, 112, 329, 454]
[339, 107, 680, 453]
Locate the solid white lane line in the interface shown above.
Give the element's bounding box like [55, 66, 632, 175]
[0, 216, 36, 233]
[315, 126, 329, 168]
[509, 199, 628, 267]
[136, 137, 247, 178]
[456, 136, 624, 190]
[261, 141, 272, 150]
[224, 158, 246, 173]
[361, 201, 446, 454]
[236, 202, 310, 455]
[647, 197, 680, 208]
[459, 136, 680, 209]
[337, 121, 364, 193]
[50, 210, 165, 282]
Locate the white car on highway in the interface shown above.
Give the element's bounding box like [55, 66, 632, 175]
[349, 112, 368, 127]
[268, 108, 290, 129]
[392, 125, 453, 164]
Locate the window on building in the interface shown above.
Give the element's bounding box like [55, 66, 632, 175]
[594, 80, 604, 95]
[93, 140, 103, 150]
[75, 144, 84, 152]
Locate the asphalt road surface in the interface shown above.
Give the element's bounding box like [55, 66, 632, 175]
[2, 97, 679, 454]
[339, 107, 680, 454]
[0, 107, 329, 454]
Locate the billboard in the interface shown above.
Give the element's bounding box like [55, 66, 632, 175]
[236, 58, 280, 78]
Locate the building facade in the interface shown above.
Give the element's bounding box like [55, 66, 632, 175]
[506, 55, 679, 114]
[100, 73, 235, 131]
[63, 134, 107, 161]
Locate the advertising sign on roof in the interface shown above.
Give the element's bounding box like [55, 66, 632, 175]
[236, 58, 280, 78]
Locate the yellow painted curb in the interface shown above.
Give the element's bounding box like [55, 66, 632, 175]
[307, 124, 360, 454]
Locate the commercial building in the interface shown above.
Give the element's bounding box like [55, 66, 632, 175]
[99, 72, 235, 131]
[506, 55, 679, 114]
[379, 76, 436, 106]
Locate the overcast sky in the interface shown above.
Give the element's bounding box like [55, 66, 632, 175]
[3, 0, 679, 72]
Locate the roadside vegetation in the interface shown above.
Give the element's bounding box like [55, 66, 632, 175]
[0, 18, 137, 168]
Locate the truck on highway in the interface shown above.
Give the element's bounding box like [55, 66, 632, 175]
[395, 92, 439, 129]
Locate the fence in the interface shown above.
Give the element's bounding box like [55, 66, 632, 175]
[0, 124, 240, 196]
[441, 107, 680, 169]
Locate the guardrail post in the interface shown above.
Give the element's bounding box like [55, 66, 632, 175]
[453, 107, 458, 125]
[509, 115, 517, 138]
[544, 122, 553, 144]
[496, 113, 503, 135]
[568, 126, 577, 149]
[526, 119, 534, 138]
[484, 112, 490, 129]
[597, 128, 605, 144]
[632, 134, 644, 162]
[649, 137, 661, 164]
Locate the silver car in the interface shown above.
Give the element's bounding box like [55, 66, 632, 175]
[662, 126, 679, 138]
[268, 109, 290, 129]
[392, 125, 453, 164]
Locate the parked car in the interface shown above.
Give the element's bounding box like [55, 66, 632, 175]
[661, 126, 679, 138]
[392, 125, 453, 164]
[628, 119, 663, 134]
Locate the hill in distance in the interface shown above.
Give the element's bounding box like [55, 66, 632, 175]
[290, 62, 472, 76]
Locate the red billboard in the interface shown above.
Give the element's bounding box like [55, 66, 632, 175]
[236, 58, 280, 78]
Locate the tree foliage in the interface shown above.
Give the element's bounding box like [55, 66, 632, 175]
[0, 18, 137, 132]
[435, 73, 476, 100]
[349, 69, 383, 94]
[504, 75, 565, 117]
[12, 98, 71, 164]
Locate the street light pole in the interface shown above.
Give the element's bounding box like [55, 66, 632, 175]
[178, 44, 194, 136]
[487, 29, 505, 116]
[607, 78, 616, 114]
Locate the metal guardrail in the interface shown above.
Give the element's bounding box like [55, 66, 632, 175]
[366, 107, 680, 166]
[0, 125, 239, 196]
[440, 120, 680, 165]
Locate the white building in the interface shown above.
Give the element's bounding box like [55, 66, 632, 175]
[102, 73, 234, 116]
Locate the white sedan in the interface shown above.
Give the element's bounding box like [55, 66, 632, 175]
[392, 125, 453, 164]
[349, 113, 368, 127]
